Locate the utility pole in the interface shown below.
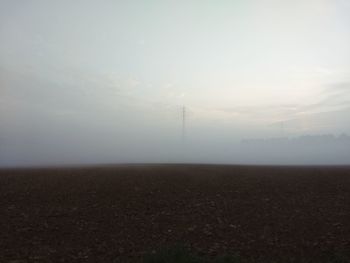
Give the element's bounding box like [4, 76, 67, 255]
[182, 106, 186, 142]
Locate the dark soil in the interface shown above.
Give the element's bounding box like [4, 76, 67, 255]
[1, 165, 350, 262]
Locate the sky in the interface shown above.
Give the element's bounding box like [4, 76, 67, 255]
[1, 0, 350, 166]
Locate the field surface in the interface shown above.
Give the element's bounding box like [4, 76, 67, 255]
[1, 165, 350, 262]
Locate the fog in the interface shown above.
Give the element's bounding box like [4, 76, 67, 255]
[1, 0, 350, 167]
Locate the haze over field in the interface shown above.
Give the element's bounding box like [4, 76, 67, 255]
[1, 0, 350, 166]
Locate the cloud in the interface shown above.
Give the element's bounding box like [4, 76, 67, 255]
[322, 82, 350, 95]
[265, 82, 350, 133]
[209, 81, 350, 128]
[211, 104, 300, 123]
[304, 82, 350, 112]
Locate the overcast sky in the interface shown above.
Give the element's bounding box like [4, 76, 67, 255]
[1, 0, 350, 166]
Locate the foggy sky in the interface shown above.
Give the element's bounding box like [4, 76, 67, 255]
[1, 0, 350, 166]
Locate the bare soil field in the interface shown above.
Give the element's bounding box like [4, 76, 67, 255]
[0, 165, 350, 262]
